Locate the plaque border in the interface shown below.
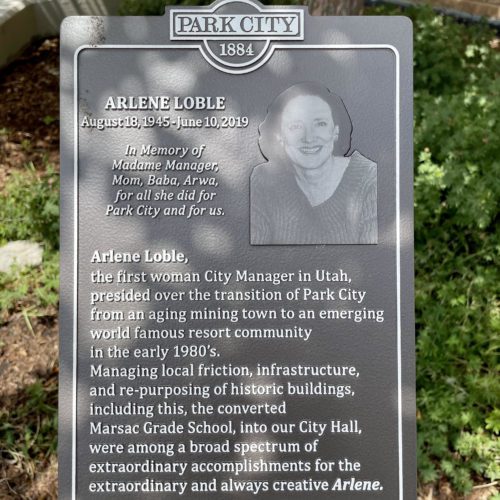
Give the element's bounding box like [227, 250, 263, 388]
[72, 43, 402, 500]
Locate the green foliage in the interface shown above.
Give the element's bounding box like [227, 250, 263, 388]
[386, 5, 500, 493]
[0, 250, 59, 322]
[0, 163, 59, 250]
[486, 408, 500, 434]
[42, 115, 58, 126]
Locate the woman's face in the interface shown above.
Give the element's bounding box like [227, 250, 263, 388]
[279, 95, 339, 171]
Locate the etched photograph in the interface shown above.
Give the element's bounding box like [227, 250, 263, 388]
[251, 82, 378, 245]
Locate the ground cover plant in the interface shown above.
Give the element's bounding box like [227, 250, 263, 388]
[0, 7, 498, 498]
[399, 6, 499, 494]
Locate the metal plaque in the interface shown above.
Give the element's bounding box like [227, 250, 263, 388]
[59, 2, 415, 498]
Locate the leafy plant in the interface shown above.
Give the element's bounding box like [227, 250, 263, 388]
[42, 115, 58, 126]
[0, 163, 59, 250]
[372, 5, 500, 493]
[0, 250, 59, 322]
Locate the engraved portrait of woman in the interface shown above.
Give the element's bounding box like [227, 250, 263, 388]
[250, 82, 377, 245]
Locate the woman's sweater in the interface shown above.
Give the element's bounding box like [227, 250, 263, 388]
[250, 151, 377, 245]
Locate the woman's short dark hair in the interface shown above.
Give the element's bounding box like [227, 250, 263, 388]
[258, 82, 353, 162]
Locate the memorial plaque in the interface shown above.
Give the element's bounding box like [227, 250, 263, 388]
[59, 2, 415, 498]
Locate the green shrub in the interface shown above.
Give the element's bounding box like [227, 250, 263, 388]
[385, 5, 499, 492]
[0, 163, 59, 250]
[0, 250, 59, 321]
[0, 164, 60, 320]
[366, 7, 499, 490]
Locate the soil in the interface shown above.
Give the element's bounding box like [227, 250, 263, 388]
[0, 38, 59, 190]
[0, 36, 497, 500]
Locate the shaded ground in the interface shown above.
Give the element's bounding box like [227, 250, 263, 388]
[0, 315, 58, 500]
[0, 38, 59, 190]
[0, 37, 497, 500]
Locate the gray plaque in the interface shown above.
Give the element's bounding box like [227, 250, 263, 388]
[60, 2, 415, 498]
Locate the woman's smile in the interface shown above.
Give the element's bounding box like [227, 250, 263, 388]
[280, 95, 339, 170]
[299, 145, 323, 155]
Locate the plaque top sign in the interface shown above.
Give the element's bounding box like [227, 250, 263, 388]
[60, 3, 414, 499]
[171, 0, 304, 38]
[168, 0, 306, 72]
